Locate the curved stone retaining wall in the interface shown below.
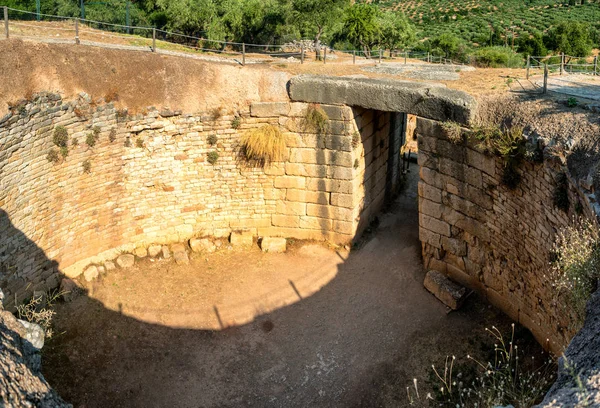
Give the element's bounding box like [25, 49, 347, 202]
[416, 117, 596, 353]
[0, 93, 404, 309]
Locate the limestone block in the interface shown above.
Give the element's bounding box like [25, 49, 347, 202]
[419, 214, 451, 237]
[148, 245, 162, 257]
[83, 265, 99, 282]
[190, 238, 216, 253]
[424, 270, 467, 310]
[105, 261, 116, 272]
[17, 319, 45, 350]
[276, 200, 306, 216]
[261, 237, 287, 253]
[134, 247, 148, 258]
[162, 246, 171, 259]
[274, 176, 306, 189]
[171, 243, 190, 265]
[116, 254, 135, 268]
[230, 230, 254, 248]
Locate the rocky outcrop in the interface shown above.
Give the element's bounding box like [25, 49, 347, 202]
[537, 289, 600, 407]
[0, 301, 70, 407]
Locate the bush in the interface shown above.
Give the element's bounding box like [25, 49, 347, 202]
[207, 151, 220, 165]
[53, 126, 68, 147]
[86, 132, 97, 147]
[82, 159, 92, 174]
[303, 104, 330, 135]
[241, 124, 287, 165]
[231, 117, 242, 129]
[135, 138, 144, 148]
[567, 97, 578, 108]
[207, 134, 218, 146]
[472, 47, 524, 68]
[550, 219, 600, 324]
[109, 129, 117, 143]
[441, 121, 463, 144]
[17, 290, 65, 338]
[46, 149, 60, 163]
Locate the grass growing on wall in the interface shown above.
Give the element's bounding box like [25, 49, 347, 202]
[241, 125, 287, 165]
[303, 104, 330, 136]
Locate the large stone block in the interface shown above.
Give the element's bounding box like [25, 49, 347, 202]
[230, 230, 254, 248]
[260, 237, 287, 253]
[419, 214, 451, 237]
[116, 254, 135, 268]
[424, 270, 468, 310]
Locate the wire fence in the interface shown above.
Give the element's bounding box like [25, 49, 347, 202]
[2, 5, 599, 77]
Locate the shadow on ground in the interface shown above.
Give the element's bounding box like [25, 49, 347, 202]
[3, 171, 527, 408]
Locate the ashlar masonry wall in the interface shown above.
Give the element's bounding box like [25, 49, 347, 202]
[0, 93, 401, 309]
[416, 117, 595, 353]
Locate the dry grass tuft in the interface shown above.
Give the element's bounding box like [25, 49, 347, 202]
[303, 104, 330, 135]
[241, 125, 287, 165]
[441, 121, 464, 144]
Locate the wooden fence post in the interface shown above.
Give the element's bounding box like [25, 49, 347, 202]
[560, 53, 564, 76]
[427, 52, 430, 63]
[594, 56, 598, 76]
[379, 49, 382, 63]
[242, 43, 245, 66]
[75, 18, 80, 45]
[4, 6, 8, 39]
[152, 28, 156, 52]
[543, 64, 548, 94]
[526, 55, 530, 79]
[353, 50, 356, 64]
[300, 45, 304, 64]
[324, 47, 327, 64]
[404, 51, 407, 64]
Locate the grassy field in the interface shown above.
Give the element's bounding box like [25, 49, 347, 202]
[369, 0, 600, 47]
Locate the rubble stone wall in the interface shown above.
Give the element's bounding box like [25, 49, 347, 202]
[0, 94, 401, 309]
[416, 117, 595, 353]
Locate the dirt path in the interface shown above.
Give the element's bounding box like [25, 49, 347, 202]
[43, 171, 522, 408]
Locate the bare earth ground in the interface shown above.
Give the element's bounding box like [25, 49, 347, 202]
[42, 172, 543, 408]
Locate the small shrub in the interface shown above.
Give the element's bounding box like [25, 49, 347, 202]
[441, 121, 463, 144]
[71, 137, 79, 147]
[116, 109, 128, 120]
[93, 126, 101, 138]
[567, 97, 578, 108]
[210, 107, 222, 120]
[18, 104, 27, 117]
[17, 290, 65, 338]
[231, 116, 242, 129]
[207, 151, 219, 165]
[135, 138, 144, 148]
[60, 146, 69, 158]
[85, 132, 97, 147]
[46, 149, 60, 163]
[550, 219, 600, 324]
[53, 126, 69, 147]
[241, 124, 287, 165]
[554, 172, 570, 212]
[109, 128, 117, 143]
[82, 159, 91, 174]
[207, 134, 218, 146]
[303, 104, 330, 135]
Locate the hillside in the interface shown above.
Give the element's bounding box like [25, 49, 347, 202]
[371, 0, 600, 46]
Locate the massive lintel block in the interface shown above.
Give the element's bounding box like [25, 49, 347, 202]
[287, 75, 477, 126]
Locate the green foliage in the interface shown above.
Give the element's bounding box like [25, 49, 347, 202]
[441, 121, 463, 144]
[53, 126, 68, 148]
[567, 97, 578, 108]
[551, 219, 600, 325]
[293, 0, 349, 44]
[60, 145, 69, 158]
[377, 11, 415, 51]
[341, 4, 381, 54]
[303, 104, 330, 135]
[86, 132, 97, 147]
[231, 116, 242, 129]
[544, 21, 593, 57]
[109, 128, 117, 143]
[517, 32, 547, 56]
[431, 33, 460, 58]
[82, 159, 92, 174]
[207, 134, 218, 146]
[135, 138, 144, 148]
[207, 150, 220, 165]
[472, 46, 524, 68]
[46, 149, 60, 163]
[352, 131, 360, 148]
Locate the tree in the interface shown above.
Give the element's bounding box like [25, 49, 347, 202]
[431, 33, 460, 58]
[516, 32, 547, 56]
[292, 0, 349, 47]
[377, 11, 415, 52]
[544, 21, 593, 56]
[341, 3, 380, 56]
